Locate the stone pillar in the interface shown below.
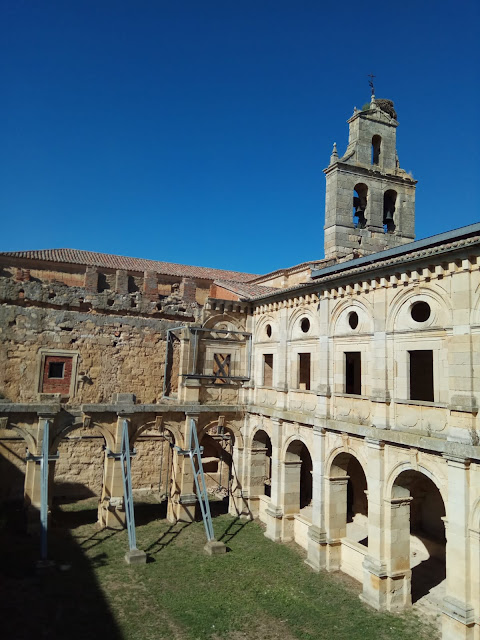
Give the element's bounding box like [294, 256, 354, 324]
[306, 425, 327, 571]
[325, 476, 349, 571]
[248, 446, 269, 518]
[281, 460, 301, 541]
[84, 266, 98, 293]
[98, 416, 129, 529]
[170, 414, 198, 522]
[143, 270, 158, 300]
[228, 445, 247, 516]
[361, 439, 388, 609]
[384, 487, 412, 611]
[115, 269, 128, 294]
[179, 277, 196, 303]
[264, 418, 284, 542]
[442, 455, 475, 640]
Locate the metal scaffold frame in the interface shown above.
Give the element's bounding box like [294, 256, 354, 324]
[120, 418, 138, 552]
[177, 418, 214, 542]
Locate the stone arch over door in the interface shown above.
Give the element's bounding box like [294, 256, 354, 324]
[385, 468, 446, 611]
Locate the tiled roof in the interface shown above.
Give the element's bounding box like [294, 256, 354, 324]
[0, 248, 259, 282]
[212, 279, 280, 300]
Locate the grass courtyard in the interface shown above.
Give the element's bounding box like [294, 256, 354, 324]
[0, 497, 438, 640]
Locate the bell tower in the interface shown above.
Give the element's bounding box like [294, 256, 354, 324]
[324, 95, 417, 260]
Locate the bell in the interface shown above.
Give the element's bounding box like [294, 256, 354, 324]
[384, 209, 394, 222]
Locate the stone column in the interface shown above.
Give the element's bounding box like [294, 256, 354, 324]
[170, 414, 198, 522]
[325, 476, 348, 571]
[98, 416, 129, 529]
[264, 418, 284, 542]
[24, 414, 57, 530]
[361, 439, 388, 609]
[229, 444, 247, 516]
[306, 425, 327, 570]
[281, 460, 301, 541]
[442, 455, 475, 640]
[384, 487, 412, 611]
[248, 446, 269, 518]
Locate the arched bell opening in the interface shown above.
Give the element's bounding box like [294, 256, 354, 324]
[383, 189, 397, 233]
[353, 183, 368, 229]
[200, 425, 234, 517]
[372, 135, 381, 165]
[391, 470, 446, 606]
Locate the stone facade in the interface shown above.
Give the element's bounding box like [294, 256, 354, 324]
[1, 96, 479, 640]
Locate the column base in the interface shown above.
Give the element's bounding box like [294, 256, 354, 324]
[125, 548, 147, 565]
[264, 506, 283, 542]
[442, 597, 475, 640]
[305, 525, 327, 571]
[98, 498, 125, 529]
[204, 539, 227, 556]
[172, 493, 197, 522]
[360, 556, 388, 610]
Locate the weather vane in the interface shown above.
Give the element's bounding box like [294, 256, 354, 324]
[368, 73, 376, 96]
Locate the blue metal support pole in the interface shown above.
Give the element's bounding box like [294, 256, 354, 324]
[40, 418, 49, 561]
[120, 418, 137, 551]
[188, 418, 215, 542]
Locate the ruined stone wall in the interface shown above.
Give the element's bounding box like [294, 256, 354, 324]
[54, 428, 105, 499]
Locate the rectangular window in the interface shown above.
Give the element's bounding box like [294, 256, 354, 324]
[263, 354, 273, 387]
[409, 350, 434, 402]
[42, 356, 73, 394]
[298, 353, 311, 390]
[345, 352, 361, 395]
[213, 353, 231, 383]
[48, 362, 65, 378]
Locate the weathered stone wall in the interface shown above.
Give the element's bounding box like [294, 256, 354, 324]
[0, 437, 26, 500]
[54, 428, 105, 498]
[0, 303, 185, 404]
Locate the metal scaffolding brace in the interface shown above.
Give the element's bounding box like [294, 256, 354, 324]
[177, 418, 214, 542]
[120, 418, 139, 553]
[40, 418, 50, 561]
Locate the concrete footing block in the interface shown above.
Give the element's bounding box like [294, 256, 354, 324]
[124, 548, 147, 565]
[204, 539, 227, 556]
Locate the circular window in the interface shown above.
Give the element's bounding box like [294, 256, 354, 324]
[348, 311, 359, 330]
[411, 301, 431, 323]
[266, 324, 272, 338]
[300, 318, 310, 333]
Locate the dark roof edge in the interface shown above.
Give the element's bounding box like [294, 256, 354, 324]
[311, 222, 480, 280]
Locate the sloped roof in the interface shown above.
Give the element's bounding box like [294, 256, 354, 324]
[212, 279, 280, 300]
[0, 248, 259, 283]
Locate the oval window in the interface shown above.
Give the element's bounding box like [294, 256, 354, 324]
[266, 324, 272, 338]
[348, 311, 359, 330]
[300, 318, 310, 333]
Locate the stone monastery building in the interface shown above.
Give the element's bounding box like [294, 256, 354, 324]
[1, 94, 480, 640]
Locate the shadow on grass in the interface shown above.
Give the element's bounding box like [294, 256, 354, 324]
[0, 500, 123, 640]
[218, 516, 250, 544]
[144, 520, 192, 554]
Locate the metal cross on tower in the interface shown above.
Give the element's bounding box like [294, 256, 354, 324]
[368, 73, 376, 96]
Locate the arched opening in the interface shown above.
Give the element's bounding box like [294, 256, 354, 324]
[383, 189, 397, 233]
[372, 135, 381, 165]
[200, 425, 234, 516]
[0, 432, 27, 533]
[353, 183, 368, 229]
[329, 452, 368, 547]
[284, 440, 313, 514]
[391, 470, 446, 606]
[251, 430, 272, 497]
[52, 426, 106, 527]
[130, 426, 175, 523]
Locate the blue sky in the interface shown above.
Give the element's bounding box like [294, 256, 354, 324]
[1, 0, 479, 275]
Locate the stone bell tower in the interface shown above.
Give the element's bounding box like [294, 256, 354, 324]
[323, 94, 417, 260]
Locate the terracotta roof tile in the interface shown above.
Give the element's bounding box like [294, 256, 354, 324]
[212, 279, 280, 300]
[0, 248, 259, 282]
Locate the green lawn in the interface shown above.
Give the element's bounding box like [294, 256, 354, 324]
[0, 498, 437, 640]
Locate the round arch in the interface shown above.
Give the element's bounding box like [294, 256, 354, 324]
[287, 306, 318, 341]
[330, 297, 374, 336]
[5, 424, 36, 454]
[198, 419, 244, 449]
[51, 421, 113, 453]
[385, 461, 447, 506]
[325, 444, 368, 478]
[131, 420, 181, 448]
[202, 313, 241, 331]
[386, 284, 453, 334]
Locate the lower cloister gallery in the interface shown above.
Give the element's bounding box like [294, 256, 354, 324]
[1, 95, 479, 640]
